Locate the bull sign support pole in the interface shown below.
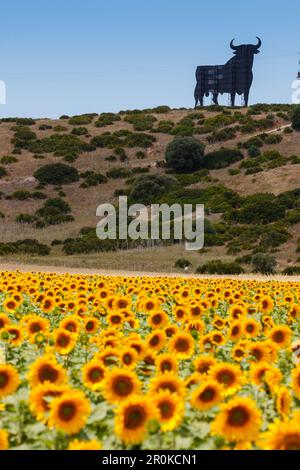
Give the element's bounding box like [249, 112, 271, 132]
[194, 37, 262, 107]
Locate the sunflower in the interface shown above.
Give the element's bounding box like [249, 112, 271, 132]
[211, 397, 262, 443]
[28, 355, 67, 387]
[29, 383, 69, 420]
[60, 316, 82, 334]
[291, 366, 300, 398]
[3, 298, 18, 312]
[103, 368, 141, 403]
[68, 439, 102, 450]
[194, 356, 216, 375]
[114, 395, 155, 445]
[0, 365, 19, 397]
[53, 329, 77, 355]
[229, 305, 246, 320]
[3, 326, 23, 346]
[107, 312, 124, 328]
[48, 390, 91, 435]
[247, 341, 270, 363]
[84, 317, 100, 334]
[146, 331, 166, 352]
[0, 429, 8, 450]
[82, 361, 106, 391]
[149, 372, 185, 397]
[243, 318, 261, 338]
[0, 314, 9, 330]
[156, 354, 178, 374]
[268, 325, 292, 349]
[227, 321, 244, 341]
[148, 311, 168, 329]
[173, 306, 187, 322]
[232, 343, 246, 362]
[276, 386, 291, 417]
[209, 363, 244, 396]
[190, 380, 222, 411]
[169, 332, 194, 360]
[261, 420, 300, 450]
[41, 297, 54, 313]
[119, 348, 138, 369]
[260, 296, 274, 313]
[249, 362, 271, 387]
[154, 389, 184, 432]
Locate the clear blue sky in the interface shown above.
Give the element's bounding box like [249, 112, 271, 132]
[1, 0, 299, 118]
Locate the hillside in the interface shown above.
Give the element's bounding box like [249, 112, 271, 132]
[0, 103, 300, 274]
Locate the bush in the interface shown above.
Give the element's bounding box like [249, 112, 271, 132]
[95, 113, 121, 127]
[0, 167, 7, 178]
[196, 260, 244, 275]
[202, 148, 243, 170]
[80, 171, 108, 187]
[175, 259, 192, 269]
[1, 156, 18, 164]
[12, 190, 31, 200]
[264, 133, 282, 145]
[68, 114, 94, 125]
[34, 163, 79, 185]
[282, 266, 300, 275]
[71, 127, 88, 136]
[207, 127, 237, 143]
[251, 252, 277, 274]
[0, 239, 50, 256]
[165, 137, 205, 173]
[129, 174, 178, 205]
[291, 105, 300, 130]
[248, 146, 261, 158]
[155, 121, 174, 133]
[230, 193, 286, 224]
[125, 133, 156, 148]
[124, 114, 156, 131]
[106, 168, 132, 179]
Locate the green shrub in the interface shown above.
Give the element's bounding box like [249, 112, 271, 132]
[80, 171, 108, 187]
[39, 124, 52, 130]
[175, 259, 192, 269]
[0, 156, 18, 164]
[71, 127, 88, 136]
[129, 174, 178, 205]
[34, 163, 79, 185]
[207, 127, 237, 143]
[12, 190, 31, 200]
[292, 105, 300, 130]
[125, 133, 156, 148]
[202, 148, 243, 169]
[12, 126, 36, 148]
[124, 114, 156, 131]
[230, 193, 286, 224]
[264, 133, 282, 145]
[27, 133, 94, 156]
[165, 137, 205, 173]
[91, 133, 122, 149]
[171, 124, 194, 137]
[95, 113, 121, 127]
[282, 266, 300, 275]
[106, 167, 132, 179]
[0, 239, 50, 256]
[228, 168, 240, 176]
[248, 146, 261, 158]
[68, 114, 94, 126]
[155, 121, 174, 133]
[196, 260, 244, 275]
[251, 252, 277, 274]
[136, 151, 146, 159]
[0, 167, 7, 178]
[15, 214, 36, 224]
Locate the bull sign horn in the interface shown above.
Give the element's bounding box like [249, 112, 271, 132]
[255, 37, 262, 49]
[230, 39, 238, 50]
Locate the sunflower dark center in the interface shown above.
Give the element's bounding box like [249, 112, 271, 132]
[175, 339, 189, 352]
[199, 387, 215, 402]
[159, 400, 174, 419]
[38, 365, 59, 383]
[124, 405, 146, 430]
[0, 372, 9, 388]
[88, 368, 104, 383]
[227, 406, 250, 427]
[58, 402, 76, 421]
[113, 376, 133, 396]
[217, 370, 235, 386]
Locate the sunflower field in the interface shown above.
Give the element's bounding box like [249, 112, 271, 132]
[0, 271, 300, 451]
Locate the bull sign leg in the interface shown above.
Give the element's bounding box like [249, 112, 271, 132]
[244, 90, 250, 107]
[212, 92, 219, 105]
[230, 93, 236, 107]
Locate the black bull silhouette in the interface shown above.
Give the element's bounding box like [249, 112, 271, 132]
[194, 37, 262, 107]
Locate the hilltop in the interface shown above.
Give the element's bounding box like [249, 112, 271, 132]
[0, 103, 300, 275]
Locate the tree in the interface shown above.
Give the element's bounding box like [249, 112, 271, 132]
[251, 252, 277, 274]
[165, 137, 205, 173]
[291, 105, 300, 130]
